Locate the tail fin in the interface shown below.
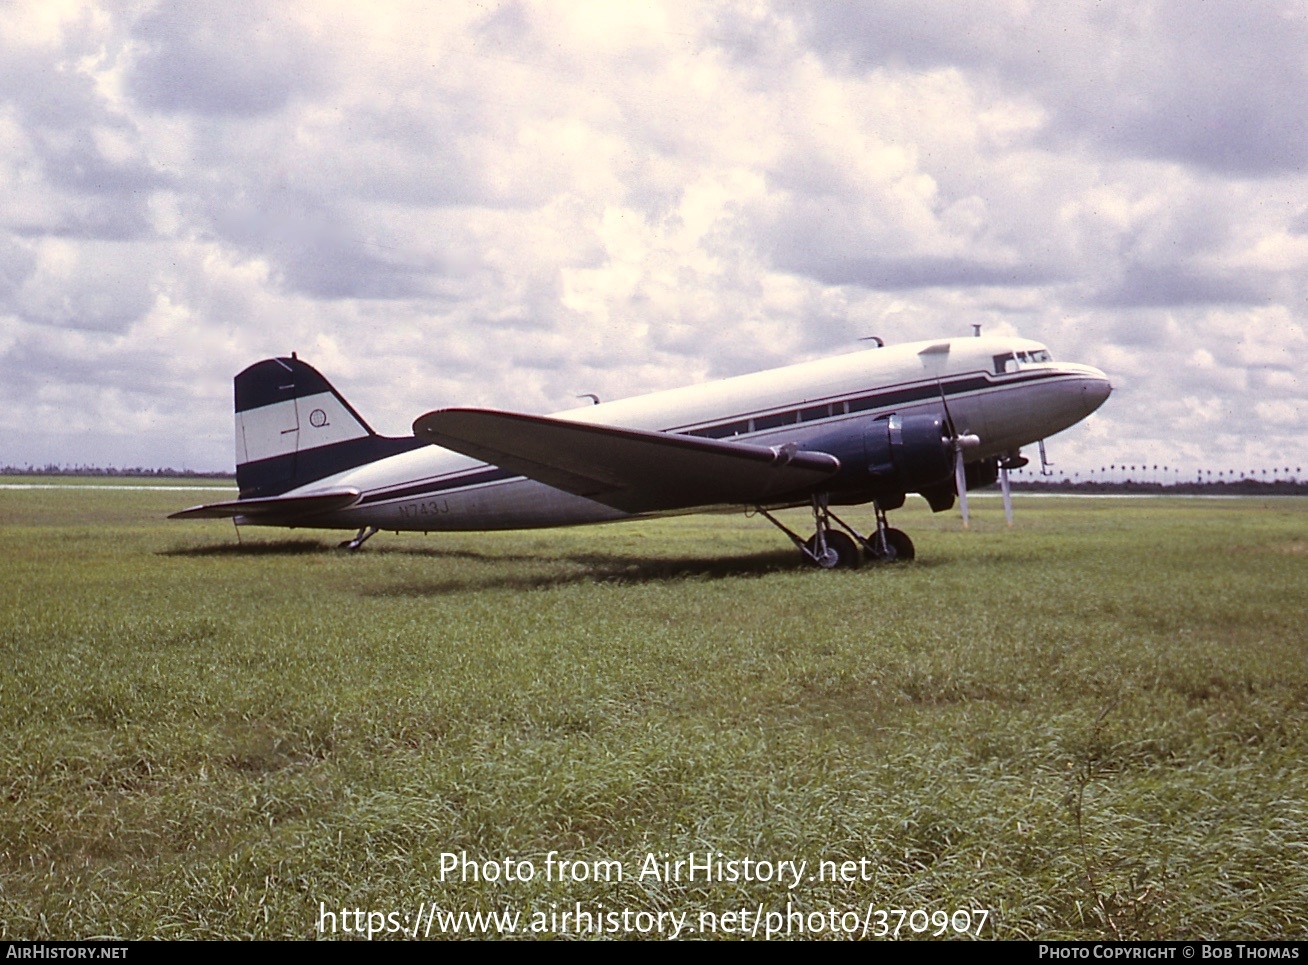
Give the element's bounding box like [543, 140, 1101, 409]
[234, 356, 425, 498]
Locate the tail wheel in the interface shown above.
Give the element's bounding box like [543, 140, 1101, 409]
[806, 531, 862, 569]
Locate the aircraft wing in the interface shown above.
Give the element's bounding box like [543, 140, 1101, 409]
[168, 489, 361, 521]
[412, 409, 841, 513]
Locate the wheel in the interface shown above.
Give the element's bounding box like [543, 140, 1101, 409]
[868, 527, 914, 563]
[805, 531, 862, 569]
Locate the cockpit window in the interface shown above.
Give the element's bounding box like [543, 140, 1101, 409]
[994, 349, 1052, 374]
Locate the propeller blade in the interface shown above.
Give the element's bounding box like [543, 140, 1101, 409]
[1001, 464, 1013, 527]
[939, 381, 978, 529]
[955, 446, 970, 528]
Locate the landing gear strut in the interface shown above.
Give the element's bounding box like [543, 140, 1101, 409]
[339, 526, 379, 551]
[757, 495, 857, 568]
[862, 501, 915, 563]
[755, 495, 914, 569]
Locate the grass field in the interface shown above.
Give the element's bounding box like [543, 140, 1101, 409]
[1, 481, 1305, 940]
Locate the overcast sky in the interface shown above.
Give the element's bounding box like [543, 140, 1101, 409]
[1, 0, 1304, 480]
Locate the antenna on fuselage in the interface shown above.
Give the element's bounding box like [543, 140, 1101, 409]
[859, 336, 884, 347]
[577, 393, 600, 405]
[971, 325, 982, 337]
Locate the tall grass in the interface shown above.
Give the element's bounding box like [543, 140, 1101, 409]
[1, 486, 1305, 938]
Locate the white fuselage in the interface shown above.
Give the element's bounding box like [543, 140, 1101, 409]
[283, 336, 1110, 531]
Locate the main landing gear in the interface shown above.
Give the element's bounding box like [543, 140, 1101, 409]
[755, 495, 915, 569]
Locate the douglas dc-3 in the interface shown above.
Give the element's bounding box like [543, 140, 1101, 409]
[171, 334, 1111, 568]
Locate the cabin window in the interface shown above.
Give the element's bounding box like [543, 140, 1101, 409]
[689, 420, 750, 439]
[754, 411, 796, 431]
[799, 404, 829, 422]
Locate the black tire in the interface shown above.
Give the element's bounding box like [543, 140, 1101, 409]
[805, 531, 862, 569]
[866, 527, 915, 562]
[882, 528, 915, 562]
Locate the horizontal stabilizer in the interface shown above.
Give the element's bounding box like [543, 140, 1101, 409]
[412, 409, 840, 513]
[168, 489, 361, 521]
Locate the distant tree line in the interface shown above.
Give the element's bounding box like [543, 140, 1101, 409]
[1, 465, 234, 479]
[1004, 463, 1306, 494]
[1007, 478, 1308, 495]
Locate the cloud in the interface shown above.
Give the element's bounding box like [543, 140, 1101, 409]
[12, 238, 159, 331]
[126, 2, 330, 117]
[777, 253, 1059, 292]
[1089, 263, 1272, 309]
[785, 0, 1308, 175]
[0, 0, 1302, 480]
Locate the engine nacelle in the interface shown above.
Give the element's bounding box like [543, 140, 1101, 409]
[808, 413, 954, 508]
[864, 414, 955, 492]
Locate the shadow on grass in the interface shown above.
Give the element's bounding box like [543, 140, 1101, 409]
[369, 545, 936, 593]
[162, 539, 929, 592]
[365, 548, 811, 594]
[161, 539, 334, 556]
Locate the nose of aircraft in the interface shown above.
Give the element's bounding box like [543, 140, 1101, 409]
[1081, 366, 1112, 416]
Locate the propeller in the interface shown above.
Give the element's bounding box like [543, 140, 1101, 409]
[939, 386, 980, 528]
[1000, 460, 1012, 527]
[998, 452, 1030, 528]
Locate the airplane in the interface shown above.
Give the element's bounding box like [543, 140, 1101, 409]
[171, 333, 1111, 568]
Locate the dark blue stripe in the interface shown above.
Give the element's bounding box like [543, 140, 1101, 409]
[356, 467, 518, 505]
[681, 370, 1057, 437]
[235, 358, 336, 412]
[237, 435, 428, 498]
